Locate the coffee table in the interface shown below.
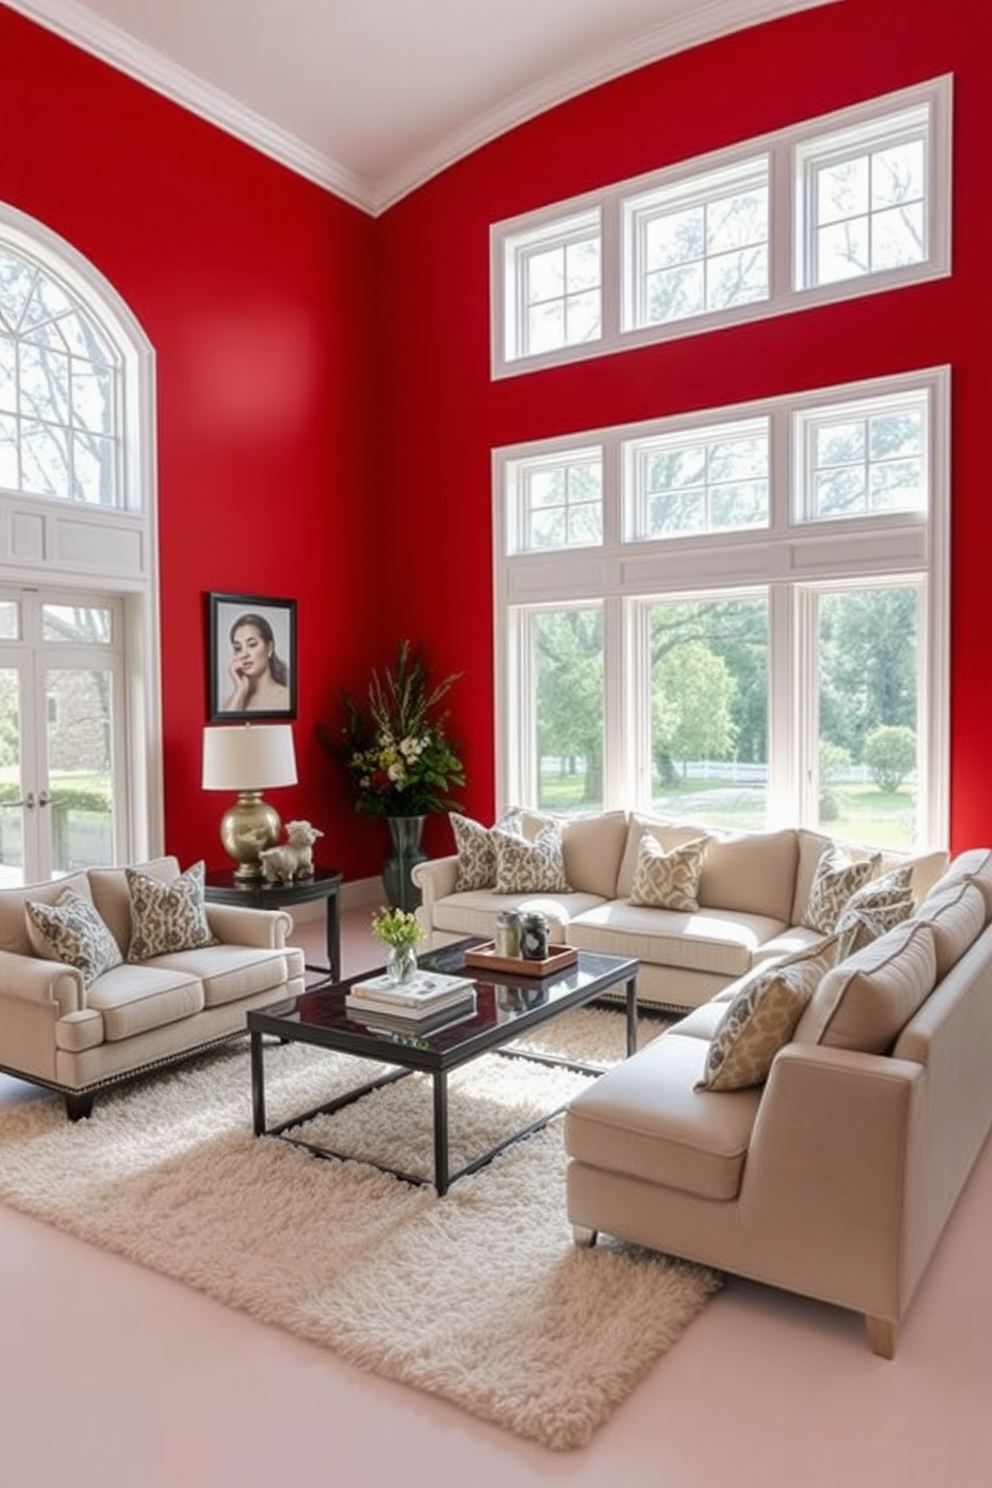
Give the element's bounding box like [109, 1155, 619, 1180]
[247, 938, 638, 1194]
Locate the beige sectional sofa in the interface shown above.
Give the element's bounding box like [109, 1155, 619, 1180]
[412, 809, 947, 1009]
[564, 848, 992, 1357]
[0, 856, 305, 1118]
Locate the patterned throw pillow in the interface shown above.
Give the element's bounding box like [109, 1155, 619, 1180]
[126, 860, 218, 961]
[697, 941, 835, 1091]
[835, 897, 914, 962]
[842, 864, 914, 915]
[25, 889, 123, 986]
[492, 823, 571, 894]
[450, 810, 522, 891]
[802, 847, 880, 934]
[628, 834, 708, 912]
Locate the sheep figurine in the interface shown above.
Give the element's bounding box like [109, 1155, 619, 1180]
[259, 820, 323, 885]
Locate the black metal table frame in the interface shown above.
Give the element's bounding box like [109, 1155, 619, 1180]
[248, 956, 638, 1196]
[203, 867, 343, 983]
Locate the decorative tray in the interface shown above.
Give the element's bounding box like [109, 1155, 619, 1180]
[463, 941, 579, 977]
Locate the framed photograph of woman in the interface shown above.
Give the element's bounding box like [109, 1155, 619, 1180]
[207, 592, 297, 721]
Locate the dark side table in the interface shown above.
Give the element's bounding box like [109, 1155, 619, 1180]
[203, 865, 343, 983]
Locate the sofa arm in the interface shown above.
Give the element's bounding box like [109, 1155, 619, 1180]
[411, 854, 459, 930]
[0, 947, 85, 1017]
[740, 1043, 925, 1317]
[205, 904, 293, 948]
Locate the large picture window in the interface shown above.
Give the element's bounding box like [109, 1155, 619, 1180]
[494, 368, 949, 852]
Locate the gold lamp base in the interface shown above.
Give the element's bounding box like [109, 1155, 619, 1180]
[219, 790, 281, 881]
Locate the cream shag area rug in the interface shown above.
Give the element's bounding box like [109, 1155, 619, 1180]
[0, 1008, 720, 1451]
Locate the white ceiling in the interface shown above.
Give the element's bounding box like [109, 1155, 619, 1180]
[9, 0, 837, 213]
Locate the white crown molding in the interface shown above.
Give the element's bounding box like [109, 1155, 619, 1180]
[6, 0, 839, 218]
[3, 0, 376, 211]
[372, 0, 840, 211]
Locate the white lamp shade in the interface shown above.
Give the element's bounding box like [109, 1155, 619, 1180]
[202, 724, 298, 791]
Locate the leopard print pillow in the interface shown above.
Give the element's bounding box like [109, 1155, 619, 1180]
[126, 860, 218, 961]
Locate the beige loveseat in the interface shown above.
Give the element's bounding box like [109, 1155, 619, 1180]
[0, 856, 305, 1118]
[564, 848, 992, 1358]
[412, 810, 947, 1010]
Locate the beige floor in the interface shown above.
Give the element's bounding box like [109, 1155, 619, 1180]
[1, 905, 991, 1487]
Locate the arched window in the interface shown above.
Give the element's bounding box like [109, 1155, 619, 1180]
[0, 247, 122, 507]
[0, 204, 161, 885]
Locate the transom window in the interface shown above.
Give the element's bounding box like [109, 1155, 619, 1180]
[501, 210, 601, 362]
[0, 246, 122, 506]
[625, 418, 769, 540]
[795, 390, 927, 522]
[624, 158, 769, 330]
[798, 106, 928, 288]
[492, 77, 950, 378]
[506, 447, 603, 553]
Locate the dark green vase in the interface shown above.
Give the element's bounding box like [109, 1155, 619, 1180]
[381, 815, 427, 911]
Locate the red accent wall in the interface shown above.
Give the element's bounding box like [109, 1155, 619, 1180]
[377, 0, 992, 854]
[0, 5, 384, 874]
[2, 0, 990, 874]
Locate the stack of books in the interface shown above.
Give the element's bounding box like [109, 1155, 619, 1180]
[345, 969, 477, 1033]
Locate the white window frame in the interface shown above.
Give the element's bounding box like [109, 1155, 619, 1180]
[0, 202, 163, 868]
[493, 366, 950, 851]
[622, 154, 771, 333]
[491, 76, 951, 379]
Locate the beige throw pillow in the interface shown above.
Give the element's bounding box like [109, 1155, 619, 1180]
[803, 847, 880, 934]
[697, 940, 835, 1091]
[25, 889, 123, 986]
[629, 834, 707, 912]
[450, 810, 522, 891]
[835, 897, 914, 961]
[492, 823, 571, 894]
[126, 860, 218, 961]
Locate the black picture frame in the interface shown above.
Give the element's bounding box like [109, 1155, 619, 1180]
[207, 592, 298, 721]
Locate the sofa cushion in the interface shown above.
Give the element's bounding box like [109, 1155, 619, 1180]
[796, 918, 937, 1053]
[126, 861, 218, 961]
[449, 810, 522, 891]
[24, 889, 123, 986]
[925, 847, 992, 924]
[430, 889, 602, 941]
[568, 900, 786, 979]
[696, 939, 836, 1091]
[615, 813, 712, 900]
[150, 944, 296, 1008]
[492, 823, 571, 894]
[86, 964, 205, 1041]
[559, 810, 630, 899]
[802, 846, 879, 933]
[564, 1031, 760, 1201]
[911, 879, 986, 979]
[697, 829, 799, 922]
[629, 834, 708, 911]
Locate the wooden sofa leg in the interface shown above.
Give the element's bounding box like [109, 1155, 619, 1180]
[572, 1224, 598, 1248]
[64, 1092, 94, 1122]
[866, 1315, 896, 1359]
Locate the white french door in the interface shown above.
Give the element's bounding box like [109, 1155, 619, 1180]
[0, 588, 127, 886]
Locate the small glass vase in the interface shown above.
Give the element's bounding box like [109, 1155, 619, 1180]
[385, 943, 418, 984]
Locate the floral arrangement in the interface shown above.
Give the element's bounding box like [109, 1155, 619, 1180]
[331, 640, 465, 817]
[370, 906, 422, 950]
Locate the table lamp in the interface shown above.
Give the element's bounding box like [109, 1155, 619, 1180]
[202, 724, 298, 880]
